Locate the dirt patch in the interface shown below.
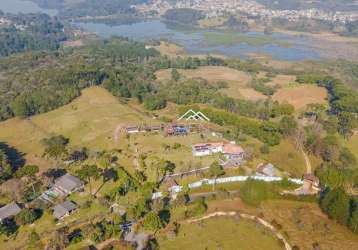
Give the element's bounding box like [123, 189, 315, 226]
[238, 88, 267, 101]
[152, 41, 186, 58]
[273, 85, 327, 110]
[267, 74, 297, 87]
[62, 39, 84, 48]
[156, 66, 251, 84]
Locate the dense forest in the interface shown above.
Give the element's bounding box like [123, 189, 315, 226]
[57, 0, 149, 19]
[162, 8, 205, 25]
[0, 12, 67, 57]
[0, 38, 158, 120]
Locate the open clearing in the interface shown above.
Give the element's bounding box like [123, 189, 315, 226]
[0, 87, 152, 165]
[152, 41, 186, 58]
[237, 88, 267, 101]
[273, 85, 328, 110]
[155, 66, 265, 100]
[207, 199, 358, 250]
[0, 87, 221, 172]
[158, 216, 283, 250]
[155, 66, 251, 84]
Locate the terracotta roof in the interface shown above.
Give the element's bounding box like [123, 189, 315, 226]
[223, 144, 244, 154]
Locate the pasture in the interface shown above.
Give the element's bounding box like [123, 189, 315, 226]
[272, 85, 328, 110]
[158, 216, 283, 250]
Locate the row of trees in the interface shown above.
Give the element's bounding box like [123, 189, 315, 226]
[296, 74, 358, 136]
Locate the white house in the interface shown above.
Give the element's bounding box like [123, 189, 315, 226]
[192, 142, 224, 156]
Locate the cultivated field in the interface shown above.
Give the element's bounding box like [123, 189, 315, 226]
[273, 85, 328, 110]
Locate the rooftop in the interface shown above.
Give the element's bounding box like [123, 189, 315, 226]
[223, 144, 244, 154]
[54, 173, 83, 192]
[0, 203, 21, 221]
[53, 201, 77, 219]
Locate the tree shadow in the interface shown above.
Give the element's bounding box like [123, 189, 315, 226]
[0, 141, 26, 171]
[43, 168, 67, 179]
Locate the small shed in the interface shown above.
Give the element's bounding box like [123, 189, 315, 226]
[53, 201, 77, 220]
[256, 163, 278, 177]
[0, 203, 21, 223]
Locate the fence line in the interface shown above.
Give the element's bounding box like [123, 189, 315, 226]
[152, 175, 303, 199]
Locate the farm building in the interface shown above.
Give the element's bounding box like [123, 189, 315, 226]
[53, 173, 84, 197]
[125, 126, 140, 134]
[0, 203, 21, 223]
[53, 201, 78, 220]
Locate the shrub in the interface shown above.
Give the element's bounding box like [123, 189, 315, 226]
[239, 179, 273, 206]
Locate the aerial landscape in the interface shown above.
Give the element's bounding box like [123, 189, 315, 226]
[0, 0, 357, 249]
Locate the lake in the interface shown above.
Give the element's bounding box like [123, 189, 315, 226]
[76, 20, 322, 61]
[0, 0, 57, 16]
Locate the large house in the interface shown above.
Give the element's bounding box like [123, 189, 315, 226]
[222, 143, 245, 160]
[52, 201, 78, 220]
[192, 142, 224, 156]
[0, 203, 21, 223]
[192, 142, 244, 161]
[52, 174, 84, 197]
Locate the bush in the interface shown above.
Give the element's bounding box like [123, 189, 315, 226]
[143, 96, 167, 110]
[143, 212, 163, 231]
[15, 209, 38, 225]
[239, 179, 273, 206]
[186, 197, 207, 217]
[260, 144, 270, 154]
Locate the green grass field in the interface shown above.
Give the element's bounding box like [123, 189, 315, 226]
[203, 32, 291, 47]
[158, 217, 283, 250]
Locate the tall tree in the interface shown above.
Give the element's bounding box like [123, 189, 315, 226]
[209, 161, 225, 191]
[76, 165, 100, 196]
[320, 188, 351, 225]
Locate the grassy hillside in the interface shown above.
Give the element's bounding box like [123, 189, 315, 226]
[0, 87, 152, 162]
[158, 217, 283, 250]
[207, 199, 358, 250]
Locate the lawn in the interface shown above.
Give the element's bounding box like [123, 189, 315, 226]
[344, 134, 358, 159]
[206, 199, 358, 250]
[263, 139, 307, 178]
[158, 217, 284, 250]
[124, 132, 222, 174]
